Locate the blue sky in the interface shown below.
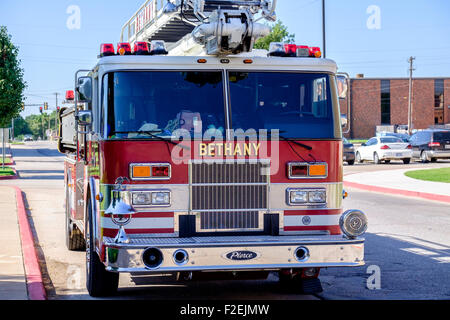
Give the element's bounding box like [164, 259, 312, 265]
[1, 0, 449, 117]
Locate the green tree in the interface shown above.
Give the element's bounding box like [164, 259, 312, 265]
[13, 116, 32, 136]
[0, 26, 26, 128]
[23, 111, 58, 139]
[254, 20, 295, 50]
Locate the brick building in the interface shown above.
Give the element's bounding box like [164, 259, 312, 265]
[341, 77, 450, 139]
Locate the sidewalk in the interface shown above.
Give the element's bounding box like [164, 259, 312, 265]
[344, 167, 450, 203]
[0, 186, 28, 300]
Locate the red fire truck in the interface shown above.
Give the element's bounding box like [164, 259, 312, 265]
[59, 0, 367, 297]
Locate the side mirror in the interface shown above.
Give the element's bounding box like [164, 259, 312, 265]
[336, 75, 348, 99]
[78, 110, 92, 127]
[77, 76, 92, 103]
[340, 114, 348, 128]
[361, 143, 366, 146]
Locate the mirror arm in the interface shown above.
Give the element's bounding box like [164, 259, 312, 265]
[74, 69, 93, 162]
[337, 72, 351, 135]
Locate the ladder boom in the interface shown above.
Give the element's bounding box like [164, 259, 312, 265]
[120, 0, 277, 55]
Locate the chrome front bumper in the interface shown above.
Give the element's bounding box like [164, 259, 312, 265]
[103, 235, 365, 273]
[426, 150, 450, 159]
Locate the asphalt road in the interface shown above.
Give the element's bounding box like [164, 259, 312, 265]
[2, 141, 450, 300]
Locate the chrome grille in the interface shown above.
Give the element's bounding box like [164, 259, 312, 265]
[190, 160, 269, 231]
[200, 211, 259, 230]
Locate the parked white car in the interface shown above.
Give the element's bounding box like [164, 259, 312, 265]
[356, 136, 412, 164]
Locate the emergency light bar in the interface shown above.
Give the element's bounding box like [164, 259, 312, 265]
[269, 42, 322, 58]
[99, 41, 168, 58]
[134, 42, 150, 55]
[149, 40, 168, 55]
[117, 43, 132, 55]
[100, 43, 115, 57]
[65, 90, 74, 101]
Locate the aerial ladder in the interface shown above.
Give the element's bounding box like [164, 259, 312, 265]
[120, 0, 278, 56]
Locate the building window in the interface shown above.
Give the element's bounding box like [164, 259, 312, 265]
[380, 80, 390, 124]
[434, 79, 444, 124]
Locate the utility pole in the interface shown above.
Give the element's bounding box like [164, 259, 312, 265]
[407, 56, 415, 135]
[41, 114, 45, 140]
[322, 0, 326, 58]
[11, 118, 14, 141]
[54, 93, 59, 140]
[2, 128, 5, 170]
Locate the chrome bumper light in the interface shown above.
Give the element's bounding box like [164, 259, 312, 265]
[339, 210, 368, 239]
[287, 188, 326, 206]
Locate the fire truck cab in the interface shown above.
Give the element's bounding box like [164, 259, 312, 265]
[59, 0, 367, 297]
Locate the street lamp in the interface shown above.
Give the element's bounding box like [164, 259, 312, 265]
[322, 0, 326, 58]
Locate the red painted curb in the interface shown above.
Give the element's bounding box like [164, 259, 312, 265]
[0, 168, 18, 180]
[13, 186, 47, 300]
[344, 181, 450, 204]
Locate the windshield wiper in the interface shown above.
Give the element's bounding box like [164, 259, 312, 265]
[262, 131, 312, 151]
[112, 130, 190, 150]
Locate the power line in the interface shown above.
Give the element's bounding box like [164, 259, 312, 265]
[408, 56, 416, 135]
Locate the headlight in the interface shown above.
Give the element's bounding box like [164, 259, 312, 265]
[132, 192, 152, 206]
[289, 190, 308, 204]
[287, 188, 326, 206]
[308, 190, 326, 203]
[339, 210, 368, 239]
[151, 192, 170, 205]
[131, 190, 171, 206]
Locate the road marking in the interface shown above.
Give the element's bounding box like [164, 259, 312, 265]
[0, 256, 22, 263]
[432, 257, 450, 263]
[377, 233, 449, 251]
[401, 248, 439, 256]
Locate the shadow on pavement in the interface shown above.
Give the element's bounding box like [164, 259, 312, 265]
[18, 175, 64, 180]
[318, 232, 450, 300]
[17, 170, 64, 174]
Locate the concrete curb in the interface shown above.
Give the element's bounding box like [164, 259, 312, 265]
[0, 167, 18, 180]
[344, 181, 450, 204]
[14, 186, 47, 300]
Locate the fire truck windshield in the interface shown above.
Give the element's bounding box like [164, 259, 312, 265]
[104, 71, 338, 140]
[228, 72, 337, 139]
[105, 71, 226, 139]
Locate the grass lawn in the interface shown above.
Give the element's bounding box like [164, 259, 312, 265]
[0, 167, 15, 176]
[349, 139, 367, 144]
[11, 141, 24, 145]
[0, 157, 12, 164]
[404, 167, 450, 183]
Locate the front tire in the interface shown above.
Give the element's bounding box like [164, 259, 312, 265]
[356, 152, 363, 163]
[374, 153, 381, 164]
[347, 160, 355, 165]
[86, 198, 119, 297]
[420, 151, 429, 163]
